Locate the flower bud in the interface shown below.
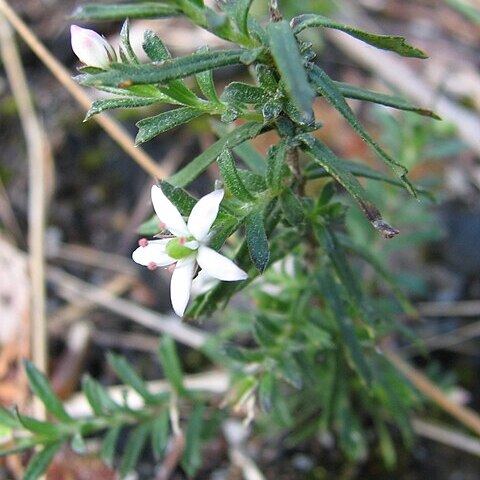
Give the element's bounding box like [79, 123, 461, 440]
[70, 25, 116, 69]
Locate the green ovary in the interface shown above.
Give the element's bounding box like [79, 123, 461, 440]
[166, 238, 196, 259]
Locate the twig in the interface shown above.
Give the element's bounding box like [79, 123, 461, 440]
[92, 330, 159, 352]
[48, 274, 135, 332]
[413, 418, 480, 457]
[0, 13, 50, 422]
[327, 10, 480, 155]
[417, 300, 480, 317]
[0, 0, 166, 180]
[49, 243, 137, 276]
[385, 349, 480, 437]
[46, 267, 209, 349]
[65, 370, 229, 417]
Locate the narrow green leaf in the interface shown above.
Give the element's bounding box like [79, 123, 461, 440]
[151, 410, 170, 460]
[82, 375, 120, 416]
[317, 272, 372, 385]
[300, 134, 400, 238]
[101, 426, 121, 468]
[267, 20, 315, 121]
[245, 209, 270, 272]
[258, 372, 276, 413]
[291, 14, 427, 58]
[279, 356, 303, 389]
[217, 150, 255, 201]
[135, 107, 203, 145]
[255, 64, 278, 92]
[265, 142, 287, 192]
[169, 121, 265, 187]
[24, 361, 72, 423]
[181, 404, 204, 477]
[308, 64, 415, 195]
[211, 121, 265, 174]
[107, 353, 158, 403]
[72, 3, 181, 20]
[23, 442, 62, 480]
[158, 337, 184, 393]
[335, 81, 440, 119]
[85, 97, 160, 121]
[223, 344, 265, 363]
[222, 0, 254, 37]
[16, 413, 63, 438]
[221, 82, 268, 105]
[71, 433, 87, 454]
[143, 30, 171, 62]
[195, 47, 221, 103]
[375, 417, 397, 469]
[236, 169, 267, 192]
[119, 423, 150, 477]
[79, 49, 246, 87]
[280, 187, 305, 225]
[0, 406, 19, 429]
[120, 20, 138, 64]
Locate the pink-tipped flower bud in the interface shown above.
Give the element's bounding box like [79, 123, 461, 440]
[70, 25, 116, 69]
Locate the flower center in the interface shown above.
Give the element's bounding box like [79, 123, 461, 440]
[166, 237, 196, 259]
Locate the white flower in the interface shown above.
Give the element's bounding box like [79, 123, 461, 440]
[70, 25, 116, 69]
[132, 185, 248, 316]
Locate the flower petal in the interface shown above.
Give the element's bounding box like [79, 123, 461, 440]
[70, 25, 114, 69]
[187, 189, 224, 241]
[132, 239, 175, 267]
[197, 246, 248, 281]
[151, 185, 189, 237]
[170, 255, 196, 317]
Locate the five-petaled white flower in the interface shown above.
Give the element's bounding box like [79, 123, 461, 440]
[132, 185, 248, 316]
[70, 25, 116, 69]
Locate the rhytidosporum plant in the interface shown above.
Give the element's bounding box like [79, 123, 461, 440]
[2, 1, 441, 477]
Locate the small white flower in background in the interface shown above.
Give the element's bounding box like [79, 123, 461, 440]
[132, 185, 248, 316]
[70, 25, 116, 69]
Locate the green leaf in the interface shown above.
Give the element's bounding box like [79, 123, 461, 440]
[222, 0, 254, 37]
[317, 272, 373, 385]
[307, 64, 415, 195]
[245, 209, 270, 272]
[223, 344, 265, 363]
[23, 442, 62, 480]
[79, 49, 246, 87]
[72, 3, 181, 20]
[85, 97, 161, 121]
[143, 30, 171, 62]
[138, 215, 161, 235]
[258, 372, 276, 413]
[24, 361, 72, 423]
[335, 82, 440, 119]
[82, 375, 120, 416]
[16, 413, 64, 438]
[181, 404, 204, 477]
[101, 426, 121, 468]
[158, 337, 184, 393]
[195, 47, 221, 103]
[217, 150, 255, 202]
[291, 14, 427, 58]
[119, 423, 150, 477]
[267, 20, 315, 121]
[107, 353, 159, 403]
[280, 187, 305, 226]
[236, 169, 267, 192]
[0, 406, 19, 429]
[71, 432, 87, 454]
[169, 121, 265, 187]
[151, 411, 170, 461]
[221, 82, 268, 105]
[211, 121, 265, 174]
[120, 20, 138, 65]
[279, 356, 303, 389]
[265, 142, 287, 192]
[135, 107, 203, 145]
[255, 64, 278, 92]
[300, 134, 400, 238]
